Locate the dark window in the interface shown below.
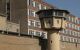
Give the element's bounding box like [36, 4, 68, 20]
[41, 5, 44, 10]
[45, 18, 52, 28]
[44, 11, 52, 17]
[55, 11, 63, 16]
[35, 22, 40, 28]
[35, 2, 39, 9]
[79, 21, 80, 24]
[29, 10, 34, 17]
[58, 11, 63, 16]
[29, 0, 32, 6]
[30, 20, 34, 27]
[29, 30, 34, 35]
[36, 32, 40, 36]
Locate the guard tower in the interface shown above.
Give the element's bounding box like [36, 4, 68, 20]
[36, 9, 69, 50]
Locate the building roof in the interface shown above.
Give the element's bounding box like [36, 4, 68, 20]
[36, 9, 70, 14]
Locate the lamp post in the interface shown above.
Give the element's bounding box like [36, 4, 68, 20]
[36, 9, 69, 50]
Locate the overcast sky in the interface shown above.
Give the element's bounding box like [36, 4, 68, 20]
[45, 0, 80, 17]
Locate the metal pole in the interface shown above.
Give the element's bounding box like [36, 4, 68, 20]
[6, 0, 8, 34]
[18, 19, 21, 36]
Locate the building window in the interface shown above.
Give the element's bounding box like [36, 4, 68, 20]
[35, 21, 41, 28]
[72, 31, 75, 36]
[69, 37, 73, 42]
[60, 36, 63, 41]
[30, 10, 33, 16]
[55, 11, 63, 17]
[28, 9, 36, 17]
[62, 29, 66, 34]
[32, 11, 35, 17]
[68, 16, 70, 21]
[76, 19, 78, 24]
[28, 9, 34, 17]
[32, 1, 35, 7]
[27, 0, 32, 6]
[67, 30, 70, 35]
[77, 20, 79, 24]
[41, 5, 45, 10]
[70, 30, 73, 35]
[79, 27, 80, 30]
[58, 11, 63, 16]
[74, 38, 77, 43]
[35, 2, 39, 9]
[74, 32, 78, 36]
[31, 20, 34, 27]
[35, 31, 41, 36]
[64, 29, 67, 34]
[79, 21, 80, 24]
[61, 36, 69, 42]
[28, 20, 35, 27]
[65, 36, 69, 42]
[63, 36, 66, 41]
[70, 17, 72, 22]
[29, 30, 34, 35]
[28, 9, 31, 16]
[78, 32, 80, 37]
[72, 24, 74, 29]
[78, 39, 80, 43]
[71, 38, 74, 42]
[72, 17, 74, 22]
[44, 6, 47, 9]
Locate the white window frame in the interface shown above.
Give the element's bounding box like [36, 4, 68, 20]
[27, 9, 30, 16]
[39, 4, 41, 10]
[27, 0, 29, 5]
[32, 1, 35, 7]
[28, 20, 31, 26]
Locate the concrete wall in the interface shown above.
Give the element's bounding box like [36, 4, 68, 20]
[60, 41, 80, 50]
[0, 16, 20, 33]
[7, 22, 20, 33]
[0, 16, 6, 31]
[0, 0, 6, 15]
[10, 0, 28, 34]
[0, 34, 41, 50]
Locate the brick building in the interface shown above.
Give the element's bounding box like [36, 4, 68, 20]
[0, 0, 80, 50]
[60, 14, 80, 50]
